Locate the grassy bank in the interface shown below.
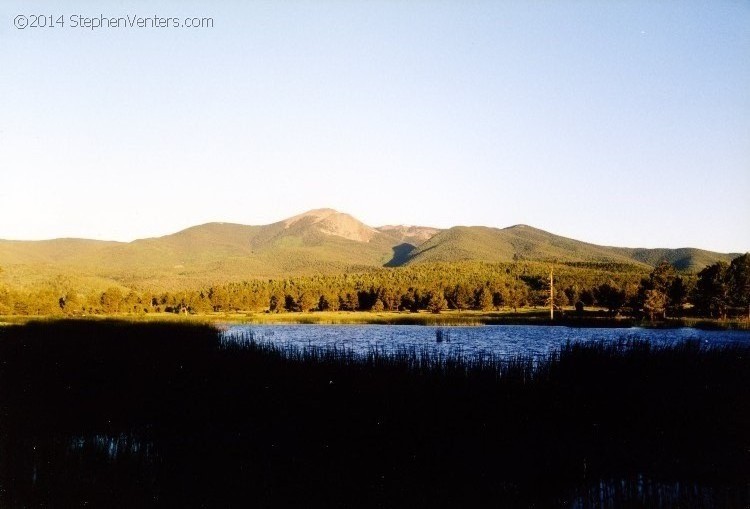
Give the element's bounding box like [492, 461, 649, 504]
[3, 309, 749, 329]
[0, 320, 748, 507]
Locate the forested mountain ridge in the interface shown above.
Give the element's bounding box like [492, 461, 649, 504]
[403, 225, 646, 267]
[0, 209, 740, 291]
[403, 224, 741, 269]
[608, 247, 739, 272]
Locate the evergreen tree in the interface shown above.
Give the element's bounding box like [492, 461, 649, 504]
[637, 260, 676, 318]
[727, 253, 750, 319]
[341, 292, 359, 311]
[667, 277, 688, 316]
[269, 292, 284, 313]
[693, 261, 729, 319]
[593, 283, 626, 315]
[450, 284, 474, 311]
[476, 286, 494, 311]
[100, 287, 124, 313]
[426, 290, 448, 314]
[650, 260, 676, 294]
[644, 289, 668, 321]
[297, 292, 317, 312]
[579, 288, 595, 307]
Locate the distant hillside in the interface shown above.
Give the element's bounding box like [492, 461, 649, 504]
[403, 224, 740, 269]
[0, 209, 741, 290]
[0, 238, 121, 265]
[404, 224, 641, 266]
[608, 247, 740, 272]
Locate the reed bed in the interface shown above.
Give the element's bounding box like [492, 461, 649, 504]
[0, 320, 747, 508]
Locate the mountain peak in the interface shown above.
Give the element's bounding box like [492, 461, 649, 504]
[285, 208, 340, 221]
[281, 208, 377, 242]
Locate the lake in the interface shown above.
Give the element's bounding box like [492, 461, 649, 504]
[221, 324, 750, 359]
[2, 321, 748, 508]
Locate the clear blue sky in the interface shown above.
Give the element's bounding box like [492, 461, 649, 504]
[1, 1, 748, 253]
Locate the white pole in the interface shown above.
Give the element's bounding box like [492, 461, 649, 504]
[550, 266, 554, 320]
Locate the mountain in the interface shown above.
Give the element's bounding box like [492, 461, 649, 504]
[404, 224, 741, 270]
[404, 224, 613, 265]
[0, 238, 120, 265]
[0, 209, 406, 288]
[375, 225, 441, 246]
[281, 208, 379, 243]
[403, 224, 640, 266]
[0, 209, 742, 290]
[112, 209, 396, 275]
[607, 247, 740, 272]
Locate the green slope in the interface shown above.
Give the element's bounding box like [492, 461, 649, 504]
[404, 224, 737, 271]
[0, 211, 742, 292]
[0, 238, 121, 265]
[0, 210, 401, 288]
[609, 247, 740, 272]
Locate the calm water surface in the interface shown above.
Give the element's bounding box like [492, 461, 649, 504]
[222, 324, 750, 358]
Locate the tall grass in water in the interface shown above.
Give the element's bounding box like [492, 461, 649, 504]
[0, 320, 748, 508]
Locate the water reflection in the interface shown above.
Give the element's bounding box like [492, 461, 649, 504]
[1, 431, 157, 507]
[570, 476, 749, 508]
[69, 432, 153, 460]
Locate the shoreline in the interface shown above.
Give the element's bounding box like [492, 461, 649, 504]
[2, 310, 748, 330]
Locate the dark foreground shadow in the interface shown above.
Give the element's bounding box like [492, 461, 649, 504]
[384, 242, 416, 267]
[0, 320, 748, 508]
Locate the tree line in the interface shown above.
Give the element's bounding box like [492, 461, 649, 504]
[0, 256, 748, 320]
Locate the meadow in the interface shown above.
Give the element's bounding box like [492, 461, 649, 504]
[0, 320, 748, 507]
